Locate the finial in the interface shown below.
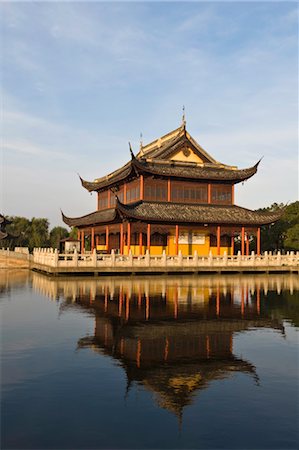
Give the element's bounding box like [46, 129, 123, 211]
[182, 105, 186, 128]
[140, 132, 143, 149]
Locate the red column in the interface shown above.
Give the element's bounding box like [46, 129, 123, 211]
[77, 229, 80, 241]
[217, 225, 221, 256]
[139, 231, 143, 255]
[127, 222, 131, 252]
[257, 227, 261, 256]
[105, 225, 109, 252]
[208, 184, 211, 203]
[175, 225, 179, 255]
[147, 224, 151, 252]
[231, 232, 234, 256]
[81, 230, 85, 253]
[91, 227, 95, 251]
[167, 179, 171, 202]
[140, 175, 144, 200]
[241, 227, 245, 256]
[120, 223, 124, 254]
[246, 233, 250, 256]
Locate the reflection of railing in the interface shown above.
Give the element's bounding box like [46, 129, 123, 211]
[33, 248, 299, 270]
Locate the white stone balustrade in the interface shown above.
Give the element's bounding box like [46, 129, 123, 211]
[31, 248, 299, 271]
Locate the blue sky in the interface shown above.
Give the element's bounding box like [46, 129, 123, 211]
[1, 1, 298, 227]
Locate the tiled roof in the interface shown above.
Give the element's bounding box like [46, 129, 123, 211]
[133, 159, 259, 183]
[80, 158, 259, 192]
[62, 201, 282, 227]
[62, 208, 117, 227]
[118, 201, 281, 226]
[78, 125, 261, 192]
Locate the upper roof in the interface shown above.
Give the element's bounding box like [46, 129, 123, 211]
[80, 125, 261, 192]
[62, 200, 282, 228]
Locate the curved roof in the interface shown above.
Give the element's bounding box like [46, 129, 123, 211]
[79, 126, 261, 192]
[62, 201, 282, 228]
[80, 158, 260, 192]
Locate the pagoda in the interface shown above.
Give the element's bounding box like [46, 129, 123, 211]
[62, 120, 280, 256]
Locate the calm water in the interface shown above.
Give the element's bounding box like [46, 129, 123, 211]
[1, 271, 299, 450]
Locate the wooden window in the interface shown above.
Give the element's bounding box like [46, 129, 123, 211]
[171, 181, 208, 203]
[144, 179, 167, 201]
[98, 191, 108, 209]
[126, 180, 140, 203]
[211, 185, 232, 205]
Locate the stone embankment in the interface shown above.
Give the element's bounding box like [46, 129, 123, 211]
[0, 248, 32, 269]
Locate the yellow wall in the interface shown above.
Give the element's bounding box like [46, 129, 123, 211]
[168, 230, 212, 256]
[171, 148, 203, 164]
[101, 230, 232, 256]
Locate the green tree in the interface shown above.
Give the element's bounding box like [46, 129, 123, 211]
[69, 227, 79, 240]
[259, 201, 299, 252]
[284, 224, 299, 251]
[28, 218, 50, 249]
[49, 226, 69, 249]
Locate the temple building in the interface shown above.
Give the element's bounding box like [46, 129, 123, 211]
[62, 121, 280, 256]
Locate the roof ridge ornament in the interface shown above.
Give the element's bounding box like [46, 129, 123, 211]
[181, 105, 186, 129]
[139, 133, 144, 156]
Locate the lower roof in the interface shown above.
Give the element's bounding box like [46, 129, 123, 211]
[62, 201, 282, 228]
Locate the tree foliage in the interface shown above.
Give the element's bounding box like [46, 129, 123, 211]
[1, 216, 70, 251]
[49, 226, 69, 249]
[258, 201, 299, 252]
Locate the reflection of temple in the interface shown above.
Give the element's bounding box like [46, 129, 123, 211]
[32, 274, 292, 419]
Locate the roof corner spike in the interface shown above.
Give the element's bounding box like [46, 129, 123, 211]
[129, 142, 135, 160]
[77, 173, 84, 184]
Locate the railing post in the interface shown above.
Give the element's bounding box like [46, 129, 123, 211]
[194, 250, 198, 266]
[277, 250, 281, 266]
[54, 249, 59, 267]
[178, 250, 183, 266]
[145, 249, 150, 266]
[264, 251, 268, 266]
[237, 250, 241, 266]
[92, 248, 97, 266]
[208, 250, 213, 266]
[162, 250, 167, 267]
[223, 251, 228, 266]
[128, 249, 133, 266]
[73, 248, 78, 267]
[111, 249, 115, 267]
[251, 251, 255, 265]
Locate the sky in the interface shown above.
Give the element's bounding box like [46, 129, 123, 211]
[1, 1, 298, 228]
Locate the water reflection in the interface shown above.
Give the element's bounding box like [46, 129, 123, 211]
[0, 269, 30, 298]
[31, 273, 298, 419]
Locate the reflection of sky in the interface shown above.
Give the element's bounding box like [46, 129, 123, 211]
[1, 273, 299, 449]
